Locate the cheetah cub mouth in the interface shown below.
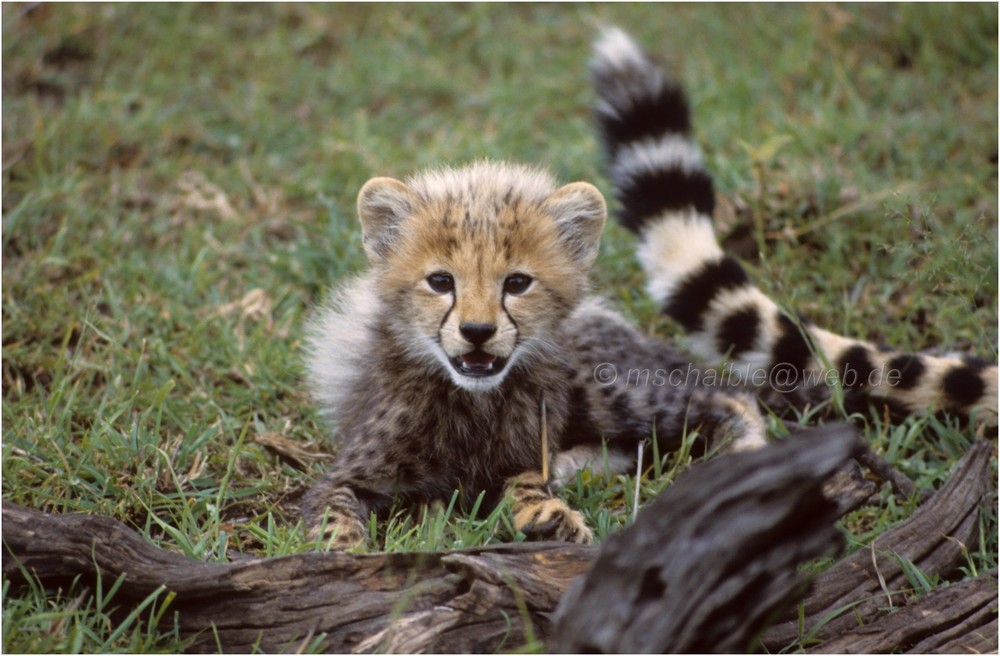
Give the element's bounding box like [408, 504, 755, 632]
[453, 349, 508, 378]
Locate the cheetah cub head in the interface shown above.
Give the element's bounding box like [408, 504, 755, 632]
[357, 162, 606, 392]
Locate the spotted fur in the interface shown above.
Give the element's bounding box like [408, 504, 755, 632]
[303, 161, 765, 548]
[591, 27, 998, 427]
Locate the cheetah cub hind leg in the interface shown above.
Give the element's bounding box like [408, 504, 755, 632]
[506, 472, 594, 544]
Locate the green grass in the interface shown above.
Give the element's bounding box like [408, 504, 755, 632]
[2, 4, 996, 653]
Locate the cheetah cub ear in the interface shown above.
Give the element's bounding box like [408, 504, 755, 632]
[543, 182, 607, 268]
[357, 177, 419, 262]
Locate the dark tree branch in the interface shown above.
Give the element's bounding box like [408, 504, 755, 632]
[551, 424, 863, 653]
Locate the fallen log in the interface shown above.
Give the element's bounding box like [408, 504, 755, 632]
[3, 430, 993, 653]
[2, 503, 592, 652]
[762, 439, 995, 651]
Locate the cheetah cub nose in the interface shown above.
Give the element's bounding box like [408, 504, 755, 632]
[460, 323, 496, 346]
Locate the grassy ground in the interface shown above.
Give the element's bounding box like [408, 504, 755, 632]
[2, 4, 996, 653]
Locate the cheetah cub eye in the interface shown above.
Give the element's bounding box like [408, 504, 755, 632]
[503, 273, 533, 295]
[426, 272, 455, 294]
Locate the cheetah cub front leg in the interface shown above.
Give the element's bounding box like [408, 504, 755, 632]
[506, 472, 593, 544]
[303, 486, 369, 550]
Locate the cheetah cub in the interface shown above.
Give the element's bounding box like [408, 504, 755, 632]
[302, 161, 765, 549]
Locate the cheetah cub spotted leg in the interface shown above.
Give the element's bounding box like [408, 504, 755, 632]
[303, 486, 368, 550]
[506, 472, 593, 544]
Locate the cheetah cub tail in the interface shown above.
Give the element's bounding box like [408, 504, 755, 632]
[590, 27, 997, 427]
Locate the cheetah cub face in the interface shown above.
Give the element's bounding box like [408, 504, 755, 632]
[356, 163, 606, 392]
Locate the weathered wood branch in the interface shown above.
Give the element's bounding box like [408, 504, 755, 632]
[551, 424, 862, 653]
[2, 502, 592, 652]
[763, 439, 995, 651]
[857, 447, 920, 501]
[815, 572, 998, 654]
[823, 458, 877, 516]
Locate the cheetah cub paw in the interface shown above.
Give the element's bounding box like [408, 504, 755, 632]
[507, 472, 594, 544]
[307, 512, 368, 551]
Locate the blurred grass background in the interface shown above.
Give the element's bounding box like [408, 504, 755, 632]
[2, 4, 996, 652]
